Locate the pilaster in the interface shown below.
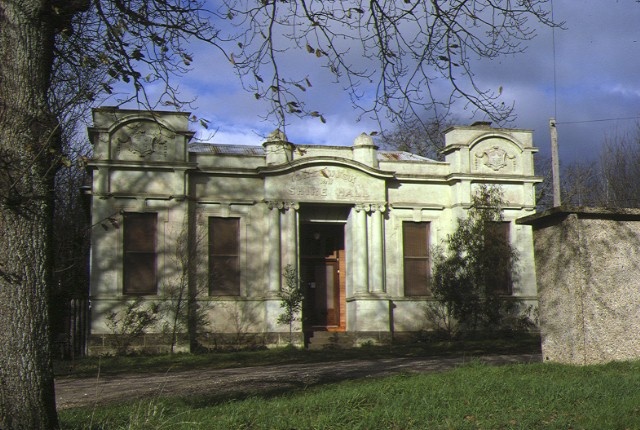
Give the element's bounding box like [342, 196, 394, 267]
[353, 203, 370, 295]
[369, 204, 386, 294]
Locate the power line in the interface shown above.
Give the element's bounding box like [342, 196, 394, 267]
[556, 116, 640, 125]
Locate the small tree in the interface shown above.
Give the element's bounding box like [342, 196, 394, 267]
[432, 185, 521, 334]
[161, 218, 212, 353]
[105, 298, 159, 355]
[277, 265, 304, 345]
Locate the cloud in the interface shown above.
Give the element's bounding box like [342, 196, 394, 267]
[116, 1, 640, 166]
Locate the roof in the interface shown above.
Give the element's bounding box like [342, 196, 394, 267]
[189, 143, 265, 156]
[517, 206, 640, 226]
[378, 151, 435, 162]
[189, 143, 436, 162]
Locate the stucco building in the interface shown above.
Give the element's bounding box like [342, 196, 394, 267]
[86, 108, 540, 353]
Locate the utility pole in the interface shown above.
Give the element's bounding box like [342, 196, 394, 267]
[550, 118, 561, 207]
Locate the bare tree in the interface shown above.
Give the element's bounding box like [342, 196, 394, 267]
[378, 116, 453, 160]
[162, 218, 211, 353]
[596, 127, 640, 208]
[0, 1, 219, 427]
[0, 1, 557, 427]
[554, 125, 640, 210]
[222, 0, 557, 126]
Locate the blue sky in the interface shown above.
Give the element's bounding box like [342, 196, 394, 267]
[135, 1, 640, 165]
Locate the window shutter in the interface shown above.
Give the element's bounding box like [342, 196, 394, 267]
[123, 212, 157, 295]
[209, 217, 240, 295]
[403, 222, 430, 296]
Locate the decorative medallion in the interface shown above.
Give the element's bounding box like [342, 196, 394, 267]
[114, 122, 170, 159]
[475, 146, 516, 171]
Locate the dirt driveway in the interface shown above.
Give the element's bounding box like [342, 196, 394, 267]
[55, 353, 541, 410]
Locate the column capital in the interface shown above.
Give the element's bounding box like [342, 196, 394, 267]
[266, 200, 284, 210]
[355, 203, 387, 213]
[372, 203, 387, 213]
[355, 203, 371, 213]
[284, 201, 299, 211]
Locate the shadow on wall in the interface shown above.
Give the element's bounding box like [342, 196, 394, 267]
[521, 208, 640, 364]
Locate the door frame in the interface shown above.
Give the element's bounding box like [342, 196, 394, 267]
[299, 222, 346, 332]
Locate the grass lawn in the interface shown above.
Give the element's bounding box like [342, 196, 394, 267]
[58, 339, 640, 429]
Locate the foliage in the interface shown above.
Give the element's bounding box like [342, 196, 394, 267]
[1, 0, 558, 426]
[537, 123, 640, 211]
[60, 359, 640, 429]
[50, 0, 558, 129]
[277, 265, 304, 345]
[378, 117, 453, 161]
[160, 220, 211, 354]
[222, 0, 557, 126]
[563, 125, 640, 209]
[105, 298, 160, 355]
[161, 283, 188, 354]
[431, 185, 524, 333]
[421, 302, 459, 339]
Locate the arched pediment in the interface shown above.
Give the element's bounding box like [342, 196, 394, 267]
[469, 133, 524, 174]
[109, 117, 176, 161]
[258, 156, 393, 180]
[262, 157, 392, 203]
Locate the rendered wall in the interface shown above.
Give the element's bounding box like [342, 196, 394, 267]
[87, 109, 541, 354]
[520, 208, 640, 364]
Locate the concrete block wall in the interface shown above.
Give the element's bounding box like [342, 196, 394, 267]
[519, 207, 640, 364]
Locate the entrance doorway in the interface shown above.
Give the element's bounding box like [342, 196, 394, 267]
[299, 223, 345, 331]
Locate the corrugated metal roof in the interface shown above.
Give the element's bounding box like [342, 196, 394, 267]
[378, 151, 435, 162]
[189, 143, 265, 156]
[189, 144, 434, 162]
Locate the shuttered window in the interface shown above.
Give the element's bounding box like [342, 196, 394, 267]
[209, 217, 240, 296]
[486, 222, 513, 295]
[403, 222, 431, 296]
[123, 212, 157, 295]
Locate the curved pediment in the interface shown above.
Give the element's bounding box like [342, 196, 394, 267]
[263, 159, 391, 203]
[109, 118, 176, 161]
[469, 134, 524, 175]
[258, 156, 394, 180]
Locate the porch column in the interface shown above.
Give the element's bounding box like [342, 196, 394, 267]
[353, 203, 370, 295]
[282, 202, 299, 272]
[266, 201, 283, 292]
[369, 204, 386, 294]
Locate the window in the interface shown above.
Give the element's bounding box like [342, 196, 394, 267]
[209, 217, 240, 295]
[123, 212, 157, 295]
[486, 222, 513, 295]
[403, 222, 430, 296]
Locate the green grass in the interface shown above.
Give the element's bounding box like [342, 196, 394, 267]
[60, 359, 640, 429]
[55, 334, 541, 377]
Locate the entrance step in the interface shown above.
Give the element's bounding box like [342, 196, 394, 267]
[305, 331, 353, 350]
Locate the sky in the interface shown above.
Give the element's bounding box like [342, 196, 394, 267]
[137, 1, 640, 166]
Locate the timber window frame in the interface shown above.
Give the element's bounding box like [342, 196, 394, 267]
[486, 221, 514, 295]
[122, 212, 158, 295]
[402, 221, 431, 296]
[208, 217, 241, 296]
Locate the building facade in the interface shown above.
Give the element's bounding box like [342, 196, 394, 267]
[87, 108, 540, 354]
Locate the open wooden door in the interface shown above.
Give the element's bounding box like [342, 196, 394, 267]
[300, 223, 345, 331]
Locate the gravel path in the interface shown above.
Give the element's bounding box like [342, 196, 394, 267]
[55, 353, 541, 410]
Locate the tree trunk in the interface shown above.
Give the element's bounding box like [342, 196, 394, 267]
[0, 1, 59, 428]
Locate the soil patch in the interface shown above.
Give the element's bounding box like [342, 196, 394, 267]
[56, 353, 541, 409]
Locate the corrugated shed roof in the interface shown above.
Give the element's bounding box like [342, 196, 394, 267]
[378, 151, 435, 162]
[189, 143, 265, 156]
[189, 144, 435, 162]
